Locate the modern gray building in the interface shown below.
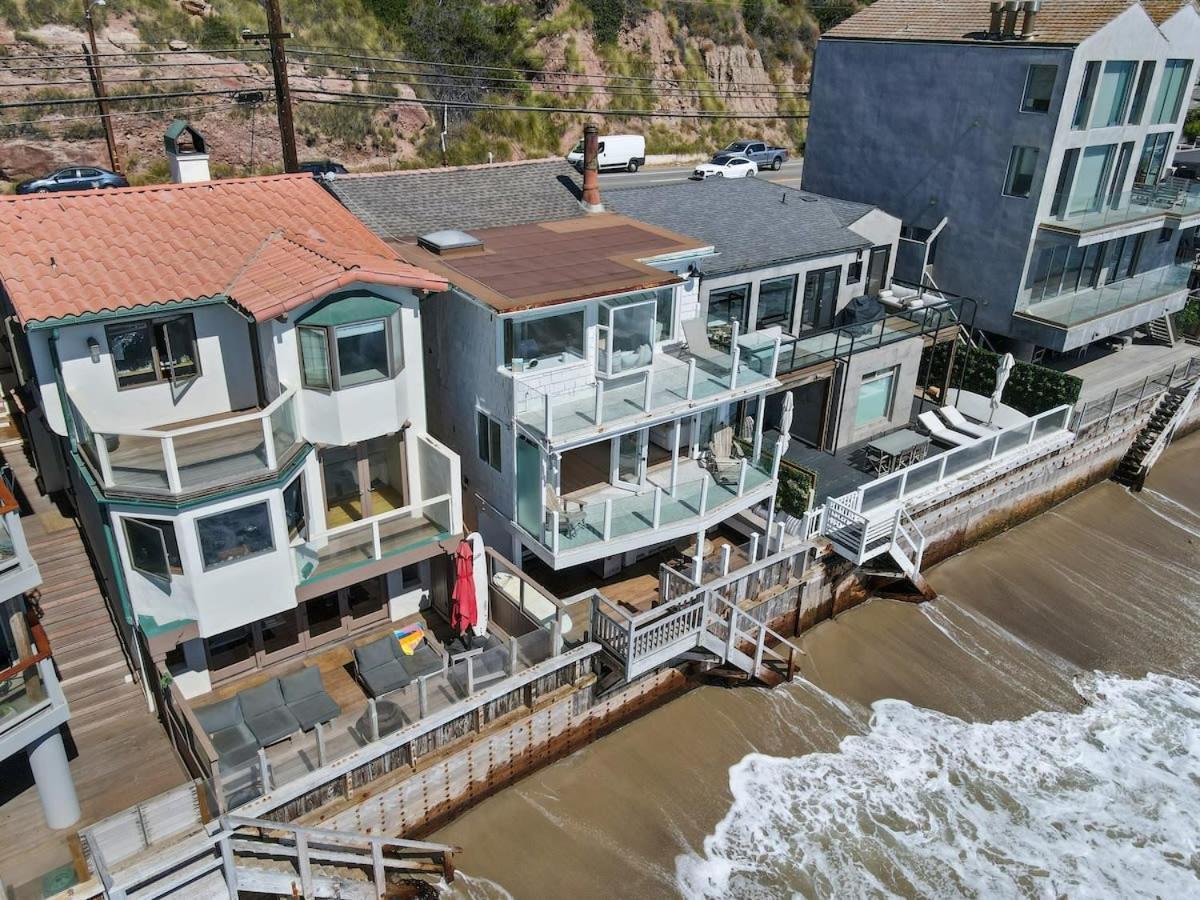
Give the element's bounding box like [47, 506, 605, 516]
[804, 0, 1200, 358]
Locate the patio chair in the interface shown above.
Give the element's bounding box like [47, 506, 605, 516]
[544, 485, 585, 540]
[280, 666, 342, 732]
[448, 634, 511, 694]
[354, 634, 411, 697]
[237, 679, 301, 747]
[193, 696, 261, 770]
[917, 411, 975, 448]
[702, 423, 745, 486]
[937, 405, 995, 440]
[681, 318, 733, 368]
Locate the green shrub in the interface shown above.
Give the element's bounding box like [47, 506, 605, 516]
[922, 342, 1082, 415]
[776, 459, 815, 517]
[1173, 295, 1200, 337]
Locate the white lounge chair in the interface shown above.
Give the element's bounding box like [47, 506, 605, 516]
[702, 423, 745, 486]
[681, 318, 733, 368]
[938, 405, 995, 439]
[918, 410, 974, 448]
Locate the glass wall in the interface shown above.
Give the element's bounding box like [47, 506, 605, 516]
[1090, 61, 1136, 128]
[598, 295, 656, 376]
[755, 275, 797, 331]
[504, 309, 585, 367]
[1069, 145, 1116, 214]
[1153, 59, 1193, 125]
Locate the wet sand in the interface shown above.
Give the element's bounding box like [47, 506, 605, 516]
[438, 431, 1200, 899]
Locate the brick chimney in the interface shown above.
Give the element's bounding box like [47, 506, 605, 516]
[580, 123, 603, 213]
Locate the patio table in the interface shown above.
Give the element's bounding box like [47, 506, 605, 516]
[864, 429, 930, 475]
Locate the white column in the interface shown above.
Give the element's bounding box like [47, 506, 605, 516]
[28, 729, 80, 829]
[751, 394, 766, 463]
[670, 418, 682, 494]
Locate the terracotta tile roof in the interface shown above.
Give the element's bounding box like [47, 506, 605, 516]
[391, 214, 711, 313]
[825, 0, 1147, 45]
[0, 174, 447, 326]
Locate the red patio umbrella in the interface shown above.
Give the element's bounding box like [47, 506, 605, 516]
[450, 538, 478, 639]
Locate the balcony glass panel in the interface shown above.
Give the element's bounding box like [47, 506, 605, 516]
[173, 416, 269, 492]
[0, 663, 46, 729]
[1018, 263, 1191, 328]
[106, 433, 170, 491]
[1045, 179, 1200, 232]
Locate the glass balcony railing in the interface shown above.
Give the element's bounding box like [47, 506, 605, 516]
[1017, 263, 1192, 329]
[1043, 180, 1200, 233]
[72, 387, 305, 497]
[513, 335, 778, 443]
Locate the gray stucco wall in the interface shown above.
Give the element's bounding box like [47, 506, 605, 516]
[803, 39, 1071, 336]
[832, 335, 925, 448]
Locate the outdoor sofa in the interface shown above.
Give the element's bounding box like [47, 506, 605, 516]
[353, 633, 446, 698]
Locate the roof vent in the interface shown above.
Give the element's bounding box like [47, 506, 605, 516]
[1019, 0, 1041, 39]
[417, 229, 484, 257]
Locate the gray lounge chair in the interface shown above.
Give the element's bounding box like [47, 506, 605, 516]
[448, 634, 511, 694]
[355, 635, 410, 697]
[280, 667, 341, 731]
[238, 679, 301, 746]
[193, 696, 260, 769]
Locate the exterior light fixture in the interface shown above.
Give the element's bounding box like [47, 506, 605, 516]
[87, 337, 101, 363]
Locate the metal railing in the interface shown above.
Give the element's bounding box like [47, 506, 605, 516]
[1044, 177, 1200, 231]
[1071, 355, 1200, 433]
[71, 386, 303, 497]
[1017, 263, 1191, 328]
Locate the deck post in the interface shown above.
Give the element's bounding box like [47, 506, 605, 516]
[686, 359, 697, 400]
[544, 393, 554, 438]
[467, 657, 476, 694]
[315, 720, 326, 767]
[372, 840, 386, 897]
[769, 335, 781, 379]
[93, 435, 115, 487]
[296, 831, 314, 899]
[508, 639, 519, 673]
[670, 418, 682, 494]
[625, 618, 636, 675]
[368, 698, 380, 741]
[723, 598, 737, 661]
[751, 394, 766, 463]
[643, 369, 655, 412]
[551, 612, 563, 657]
[603, 498, 613, 540]
[256, 748, 271, 793]
[737, 459, 748, 495]
[218, 833, 239, 897]
[748, 532, 759, 564]
[594, 380, 605, 427]
[652, 486, 663, 527]
[261, 417, 277, 470]
[161, 437, 182, 494]
[418, 677, 429, 718]
[699, 477, 710, 514]
[720, 542, 732, 576]
[371, 521, 382, 560]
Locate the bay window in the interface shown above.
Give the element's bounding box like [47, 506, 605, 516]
[297, 292, 403, 391]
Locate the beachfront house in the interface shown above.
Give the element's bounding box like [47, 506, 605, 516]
[606, 178, 966, 453]
[0, 152, 466, 701]
[328, 157, 786, 577]
[803, 0, 1200, 358]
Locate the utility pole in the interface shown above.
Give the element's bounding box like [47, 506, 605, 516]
[242, 0, 298, 173]
[83, 0, 120, 173]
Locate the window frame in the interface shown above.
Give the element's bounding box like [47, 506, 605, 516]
[1153, 58, 1194, 125]
[856, 367, 898, 427]
[1020, 64, 1057, 114]
[477, 410, 502, 472]
[706, 283, 752, 333]
[755, 274, 798, 332]
[297, 314, 400, 392]
[283, 474, 307, 541]
[502, 307, 586, 369]
[122, 515, 183, 579]
[1090, 60, 1137, 128]
[1129, 61, 1157, 126]
[1072, 61, 1100, 130]
[195, 500, 276, 572]
[104, 313, 202, 391]
[1002, 145, 1040, 199]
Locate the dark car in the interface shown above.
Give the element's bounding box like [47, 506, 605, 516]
[299, 160, 349, 177]
[15, 166, 128, 194]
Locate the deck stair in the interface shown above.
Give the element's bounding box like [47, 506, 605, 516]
[1143, 315, 1177, 347]
[819, 493, 934, 598]
[1114, 375, 1200, 490]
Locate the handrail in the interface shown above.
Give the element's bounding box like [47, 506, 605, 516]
[77, 384, 298, 440]
[705, 588, 806, 660]
[0, 616, 50, 682]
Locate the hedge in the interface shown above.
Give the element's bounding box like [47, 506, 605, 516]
[921, 343, 1082, 416]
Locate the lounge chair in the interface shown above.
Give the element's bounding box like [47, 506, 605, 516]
[917, 410, 975, 448]
[237, 679, 301, 747]
[702, 423, 745, 486]
[448, 634, 511, 694]
[354, 633, 445, 698]
[280, 667, 341, 732]
[193, 696, 260, 770]
[681, 318, 733, 368]
[938, 405, 995, 439]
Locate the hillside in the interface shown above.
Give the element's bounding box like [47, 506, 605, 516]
[0, 0, 868, 185]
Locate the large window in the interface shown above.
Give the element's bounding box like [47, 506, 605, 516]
[653, 287, 675, 342]
[1025, 234, 1146, 305]
[1072, 61, 1100, 129]
[856, 368, 896, 427]
[1136, 132, 1174, 185]
[1021, 64, 1057, 113]
[105, 314, 200, 389]
[1129, 61, 1157, 125]
[598, 294, 656, 376]
[283, 475, 307, 540]
[707, 284, 750, 336]
[477, 411, 502, 472]
[122, 516, 182, 579]
[299, 317, 398, 391]
[801, 267, 841, 330]
[1153, 59, 1193, 125]
[196, 502, 274, 571]
[503, 309, 585, 367]
[1091, 61, 1136, 128]
[1068, 144, 1115, 214]
[1003, 146, 1039, 198]
[755, 275, 797, 331]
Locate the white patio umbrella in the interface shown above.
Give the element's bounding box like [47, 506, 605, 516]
[765, 393, 795, 549]
[988, 352, 1015, 425]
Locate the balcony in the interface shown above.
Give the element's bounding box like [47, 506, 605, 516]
[0, 619, 69, 761]
[524, 454, 776, 569]
[513, 332, 780, 448]
[1042, 179, 1200, 239]
[1016, 263, 1192, 332]
[71, 387, 305, 498]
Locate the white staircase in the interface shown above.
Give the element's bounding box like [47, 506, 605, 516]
[1143, 315, 1177, 347]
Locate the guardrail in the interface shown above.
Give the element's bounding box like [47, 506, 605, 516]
[1071, 356, 1200, 433]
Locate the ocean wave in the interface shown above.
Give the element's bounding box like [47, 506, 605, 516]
[676, 672, 1200, 899]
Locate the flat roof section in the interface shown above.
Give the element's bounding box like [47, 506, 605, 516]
[392, 214, 711, 313]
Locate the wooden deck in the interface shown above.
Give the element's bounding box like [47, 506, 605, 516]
[0, 440, 187, 893]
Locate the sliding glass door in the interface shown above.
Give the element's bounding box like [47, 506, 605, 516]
[801, 267, 841, 330]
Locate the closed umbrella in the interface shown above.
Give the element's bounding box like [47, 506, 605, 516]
[766, 393, 795, 550]
[450, 539, 478, 648]
[989, 352, 1015, 425]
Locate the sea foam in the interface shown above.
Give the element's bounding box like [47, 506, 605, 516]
[676, 672, 1200, 899]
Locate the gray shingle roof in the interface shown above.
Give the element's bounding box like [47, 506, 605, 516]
[606, 178, 877, 276]
[325, 158, 585, 240]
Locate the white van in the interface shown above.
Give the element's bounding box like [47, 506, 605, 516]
[566, 134, 647, 173]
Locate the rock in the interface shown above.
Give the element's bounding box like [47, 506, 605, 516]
[180, 0, 211, 16]
[168, 39, 190, 51]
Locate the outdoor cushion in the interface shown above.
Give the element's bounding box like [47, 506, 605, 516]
[280, 667, 341, 731]
[398, 642, 443, 680]
[194, 696, 243, 734]
[237, 680, 300, 746]
[355, 635, 398, 672]
[193, 697, 260, 770]
[359, 659, 410, 697]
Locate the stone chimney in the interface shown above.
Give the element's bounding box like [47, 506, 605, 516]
[164, 119, 210, 184]
[580, 123, 603, 213]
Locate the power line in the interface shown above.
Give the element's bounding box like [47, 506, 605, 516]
[0, 46, 269, 62]
[0, 100, 237, 129]
[0, 88, 241, 110]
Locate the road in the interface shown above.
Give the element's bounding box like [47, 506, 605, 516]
[599, 157, 804, 189]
